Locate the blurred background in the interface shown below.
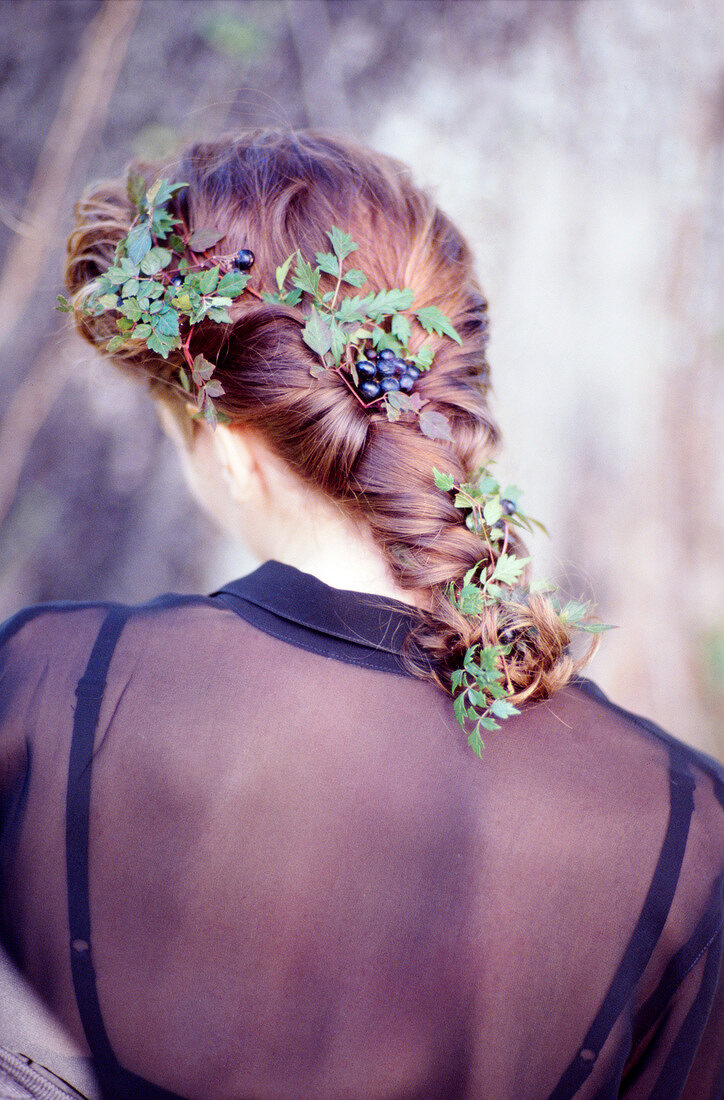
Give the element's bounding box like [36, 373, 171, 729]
[0, 0, 721, 756]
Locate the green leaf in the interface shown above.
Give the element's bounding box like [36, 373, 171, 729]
[121, 278, 139, 298]
[490, 698, 521, 720]
[276, 252, 295, 292]
[385, 399, 402, 423]
[329, 320, 347, 365]
[188, 227, 224, 251]
[560, 600, 589, 625]
[206, 306, 232, 323]
[131, 323, 152, 339]
[126, 170, 146, 211]
[415, 306, 462, 345]
[483, 498, 503, 527]
[343, 268, 366, 288]
[205, 379, 225, 398]
[491, 554, 531, 587]
[327, 226, 358, 263]
[292, 256, 321, 298]
[106, 335, 125, 353]
[529, 578, 556, 594]
[477, 714, 501, 733]
[453, 694, 468, 728]
[140, 247, 172, 275]
[152, 308, 179, 337]
[451, 669, 465, 692]
[391, 312, 412, 346]
[178, 367, 191, 392]
[126, 224, 152, 266]
[433, 467, 454, 491]
[302, 307, 333, 358]
[203, 398, 218, 428]
[218, 270, 249, 296]
[577, 621, 616, 634]
[198, 267, 220, 295]
[315, 251, 340, 277]
[413, 345, 434, 371]
[56, 293, 72, 313]
[120, 301, 142, 322]
[191, 354, 215, 383]
[335, 295, 372, 324]
[146, 331, 176, 357]
[419, 409, 454, 444]
[371, 328, 403, 354]
[167, 234, 185, 252]
[366, 288, 414, 319]
[149, 179, 187, 209]
[386, 390, 425, 417]
[146, 280, 165, 299]
[467, 730, 485, 757]
[457, 586, 485, 615]
[172, 290, 192, 312]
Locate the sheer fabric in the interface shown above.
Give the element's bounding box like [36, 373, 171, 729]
[0, 560, 721, 1100]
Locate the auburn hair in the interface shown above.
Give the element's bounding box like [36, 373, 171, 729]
[65, 129, 592, 705]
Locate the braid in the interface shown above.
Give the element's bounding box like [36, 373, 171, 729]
[65, 128, 599, 739]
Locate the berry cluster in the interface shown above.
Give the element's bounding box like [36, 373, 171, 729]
[353, 348, 422, 403]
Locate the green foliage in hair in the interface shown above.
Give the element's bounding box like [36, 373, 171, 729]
[434, 464, 612, 755]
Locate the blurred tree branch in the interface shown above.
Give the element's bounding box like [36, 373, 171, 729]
[0, 0, 142, 358]
[0, 0, 141, 530]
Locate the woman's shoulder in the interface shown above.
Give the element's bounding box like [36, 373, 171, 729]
[0, 587, 221, 649]
[567, 676, 723, 786]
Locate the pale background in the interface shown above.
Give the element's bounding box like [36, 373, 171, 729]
[0, 0, 721, 756]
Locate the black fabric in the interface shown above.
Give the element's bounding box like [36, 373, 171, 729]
[0, 560, 722, 1099]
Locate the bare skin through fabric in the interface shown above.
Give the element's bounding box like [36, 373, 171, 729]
[0, 568, 722, 1099]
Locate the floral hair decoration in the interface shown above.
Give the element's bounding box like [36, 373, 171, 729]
[60, 175, 610, 755]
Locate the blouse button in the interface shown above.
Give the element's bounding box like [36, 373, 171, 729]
[71, 938, 89, 953]
[580, 1048, 596, 1062]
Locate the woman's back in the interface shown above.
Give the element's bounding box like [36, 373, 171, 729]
[2, 561, 721, 1098]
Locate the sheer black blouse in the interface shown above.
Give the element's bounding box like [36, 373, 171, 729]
[0, 560, 722, 1099]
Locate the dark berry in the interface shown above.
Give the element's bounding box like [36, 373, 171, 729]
[359, 380, 382, 400]
[378, 348, 395, 360]
[170, 275, 183, 288]
[377, 357, 397, 376]
[399, 372, 416, 392]
[405, 365, 421, 381]
[356, 359, 376, 379]
[232, 248, 255, 270]
[389, 357, 407, 374]
[501, 498, 516, 515]
[380, 376, 401, 392]
[366, 348, 378, 360]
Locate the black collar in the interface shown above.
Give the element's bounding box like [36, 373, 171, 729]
[209, 560, 420, 675]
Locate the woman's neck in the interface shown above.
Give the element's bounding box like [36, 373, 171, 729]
[263, 499, 427, 609]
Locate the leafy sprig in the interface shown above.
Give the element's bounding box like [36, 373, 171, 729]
[59, 176, 252, 427]
[434, 463, 612, 755]
[262, 227, 461, 430]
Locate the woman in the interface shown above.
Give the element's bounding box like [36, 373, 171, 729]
[0, 130, 721, 1099]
